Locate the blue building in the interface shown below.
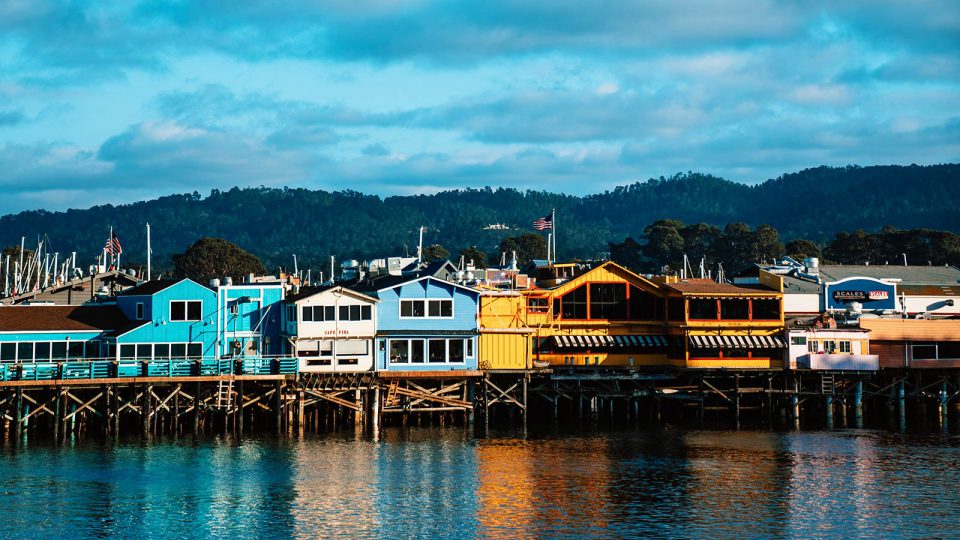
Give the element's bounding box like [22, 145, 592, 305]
[352, 275, 481, 371]
[0, 305, 125, 362]
[216, 281, 285, 358]
[110, 279, 218, 361]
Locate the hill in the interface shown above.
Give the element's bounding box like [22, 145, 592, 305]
[0, 164, 957, 273]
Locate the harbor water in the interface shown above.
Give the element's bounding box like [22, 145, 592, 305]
[2, 426, 958, 538]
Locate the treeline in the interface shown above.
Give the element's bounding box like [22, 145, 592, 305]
[0, 164, 957, 273]
[609, 222, 960, 275]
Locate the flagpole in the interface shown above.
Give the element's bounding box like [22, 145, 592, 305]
[552, 208, 557, 265]
[146, 222, 151, 281]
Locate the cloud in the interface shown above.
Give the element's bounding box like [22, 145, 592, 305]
[0, 109, 27, 126]
[361, 143, 390, 157]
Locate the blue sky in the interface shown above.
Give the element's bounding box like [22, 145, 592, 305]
[0, 1, 957, 215]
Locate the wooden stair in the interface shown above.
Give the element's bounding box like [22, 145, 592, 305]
[821, 373, 835, 395]
[216, 379, 234, 410]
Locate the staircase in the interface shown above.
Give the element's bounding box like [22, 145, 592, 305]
[216, 379, 235, 410]
[821, 373, 835, 395]
[385, 379, 400, 407]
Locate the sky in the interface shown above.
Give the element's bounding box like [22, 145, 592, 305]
[0, 1, 958, 216]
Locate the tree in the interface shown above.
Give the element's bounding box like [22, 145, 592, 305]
[421, 244, 450, 262]
[643, 224, 685, 272]
[172, 237, 267, 283]
[459, 246, 488, 268]
[785, 239, 821, 261]
[608, 237, 645, 272]
[498, 234, 547, 266]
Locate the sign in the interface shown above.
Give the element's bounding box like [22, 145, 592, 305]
[323, 329, 350, 336]
[825, 277, 897, 311]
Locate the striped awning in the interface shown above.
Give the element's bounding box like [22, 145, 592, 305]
[688, 334, 786, 348]
[552, 334, 669, 350]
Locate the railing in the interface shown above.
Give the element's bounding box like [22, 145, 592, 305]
[796, 353, 880, 371]
[0, 357, 299, 381]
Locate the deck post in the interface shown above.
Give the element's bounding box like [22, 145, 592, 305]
[173, 384, 181, 436]
[53, 388, 62, 443]
[237, 381, 245, 437]
[14, 387, 22, 439]
[854, 379, 863, 429]
[112, 387, 120, 436]
[522, 375, 528, 430]
[371, 385, 381, 435]
[791, 377, 800, 430]
[940, 380, 949, 432]
[733, 374, 741, 429]
[354, 388, 363, 427]
[698, 377, 705, 427]
[141, 384, 152, 437]
[275, 381, 283, 434]
[192, 381, 201, 436]
[466, 380, 475, 427]
[102, 385, 110, 437]
[898, 379, 906, 432]
[825, 395, 834, 430]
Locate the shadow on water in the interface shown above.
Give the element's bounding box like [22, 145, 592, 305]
[2, 425, 960, 538]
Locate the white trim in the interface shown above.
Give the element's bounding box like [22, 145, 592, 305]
[398, 298, 454, 320]
[373, 275, 480, 296]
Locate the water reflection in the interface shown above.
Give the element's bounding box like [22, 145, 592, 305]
[1, 428, 959, 538]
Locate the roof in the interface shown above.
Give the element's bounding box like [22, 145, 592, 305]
[119, 279, 180, 296]
[349, 273, 479, 296]
[662, 279, 779, 296]
[103, 320, 151, 338]
[285, 284, 378, 303]
[782, 275, 822, 295]
[0, 305, 130, 333]
[818, 265, 960, 285]
[899, 284, 960, 296]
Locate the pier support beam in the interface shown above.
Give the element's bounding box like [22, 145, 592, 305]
[791, 377, 800, 430]
[940, 380, 949, 433]
[825, 395, 834, 430]
[854, 380, 863, 429]
[898, 379, 906, 432]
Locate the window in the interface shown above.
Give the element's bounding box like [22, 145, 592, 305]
[629, 286, 663, 321]
[429, 339, 446, 362]
[34, 342, 51, 360]
[340, 305, 364, 321]
[400, 299, 452, 318]
[390, 340, 409, 363]
[823, 340, 837, 353]
[0, 343, 15, 361]
[136, 344, 152, 359]
[752, 299, 780, 320]
[171, 300, 202, 322]
[136, 302, 144, 320]
[720, 299, 749, 320]
[913, 343, 937, 360]
[527, 298, 549, 313]
[668, 298, 686, 321]
[560, 285, 587, 319]
[338, 340, 368, 356]
[302, 305, 313, 322]
[589, 283, 627, 320]
[171, 344, 187, 358]
[839, 341, 851, 353]
[791, 336, 807, 346]
[286, 305, 297, 323]
[411, 340, 425, 363]
[187, 343, 202, 358]
[466, 338, 474, 358]
[939, 342, 960, 359]
[52, 342, 67, 359]
[449, 340, 465, 362]
[155, 344, 170, 359]
[120, 344, 136, 359]
[689, 299, 718, 320]
[68, 341, 85, 358]
[319, 341, 333, 357]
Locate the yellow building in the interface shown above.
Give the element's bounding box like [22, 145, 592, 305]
[521, 261, 676, 368]
[659, 273, 785, 369]
[478, 292, 532, 370]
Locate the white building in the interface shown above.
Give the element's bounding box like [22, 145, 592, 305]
[282, 285, 378, 372]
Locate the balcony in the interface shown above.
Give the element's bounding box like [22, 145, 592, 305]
[796, 353, 879, 371]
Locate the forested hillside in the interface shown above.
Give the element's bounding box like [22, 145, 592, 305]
[0, 164, 956, 274]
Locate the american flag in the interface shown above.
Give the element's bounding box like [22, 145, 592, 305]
[105, 232, 123, 255]
[532, 214, 553, 230]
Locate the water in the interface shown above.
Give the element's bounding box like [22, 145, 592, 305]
[2, 427, 959, 539]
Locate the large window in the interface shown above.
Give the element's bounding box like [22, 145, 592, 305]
[629, 286, 663, 321]
[560, 285, 587, 319]
[527, 298, 549, 313]
[389, 338, 474, 364]
[339, 305, 373, 321]
[668, 298, 686, 321]
[689, 299, 718, 320]
[302, 305, 336, 322]
[170, 300, 202, 322]
[0, 343, 14, 361]
[589, 283, 627, 320]
[720, 299, 749, 320]
[400, 299, 452, 318]
[912, 343, 937, 360]
[118, 342, 202, 360]
[752, 299, 780, 320]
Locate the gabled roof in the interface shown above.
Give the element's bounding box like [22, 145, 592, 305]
[0, 305, 130, 333]
[538, 261, 663, 296]
[285, 284, 378, 304]
[119, 278, 212, 297]
[662, 279, 779, 296]
[349, 274, 480, 296]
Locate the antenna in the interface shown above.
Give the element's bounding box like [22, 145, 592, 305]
[146, 222, 152, 281]
[293, 254, 299, 277]
[417, 226, 426, 264]
[902, 253, 908, 266]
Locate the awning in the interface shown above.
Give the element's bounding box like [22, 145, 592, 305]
[688, 334, 786, 348]
[550, 334, 669, 350]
